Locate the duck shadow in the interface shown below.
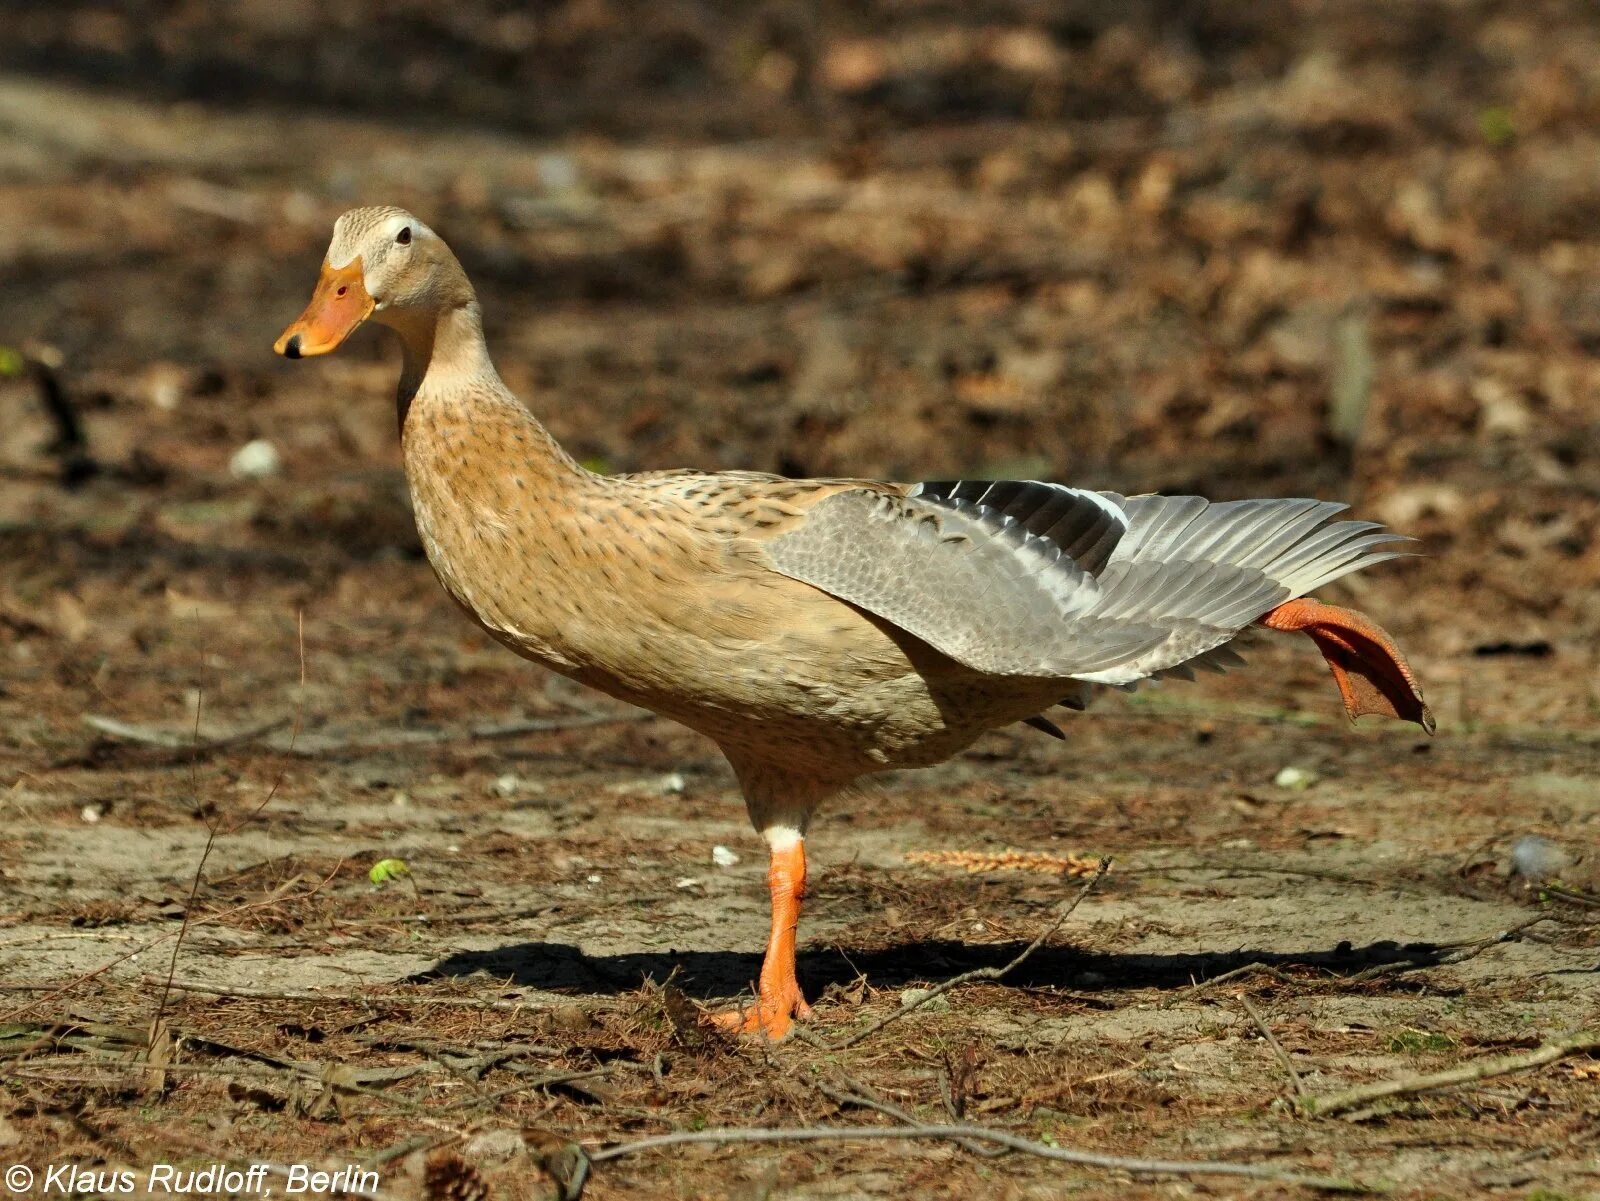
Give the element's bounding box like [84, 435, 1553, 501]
[418, 936, 1455, 1000]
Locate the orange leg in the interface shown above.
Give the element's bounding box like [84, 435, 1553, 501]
[1259, 597, 1434, 734]
[711, 840, 812, 1040]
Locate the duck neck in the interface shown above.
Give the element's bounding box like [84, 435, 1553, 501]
[392, 301, 496, 425]
[390, 301, 582, 480]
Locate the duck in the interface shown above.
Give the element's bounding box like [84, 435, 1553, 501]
[275, 206, 1433, 1040]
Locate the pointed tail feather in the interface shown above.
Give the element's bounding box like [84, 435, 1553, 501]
[1259, 598, 1434, 733]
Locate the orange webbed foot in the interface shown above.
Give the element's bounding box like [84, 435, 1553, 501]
[1259, 598, 1434, 733]
[709, 984, 813, 1041]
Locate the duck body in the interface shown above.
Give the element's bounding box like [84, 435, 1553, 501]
[400, 376, 1064, 790]
[277, 206, 1435, 1040]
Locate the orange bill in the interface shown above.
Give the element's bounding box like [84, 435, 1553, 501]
[274, 259, 373, 358]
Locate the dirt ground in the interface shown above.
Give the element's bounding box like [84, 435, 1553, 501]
[1, 2, 1598, 1198]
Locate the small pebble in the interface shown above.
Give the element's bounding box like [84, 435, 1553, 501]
[229, 439, 282, 479]
[586, 874, 602, 884]
[675, 877, 703, 890]
[712, 845, 740, 868]
[80, 804, 102, 824]
[1274, 765, 1320, 790]
[659, 772, 687, 794]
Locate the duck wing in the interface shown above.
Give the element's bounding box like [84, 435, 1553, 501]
[761, 480, 1409, 684]
[761, 481, 1166, 678]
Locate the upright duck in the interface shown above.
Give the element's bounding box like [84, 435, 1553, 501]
[275, 207, 1433, 1040]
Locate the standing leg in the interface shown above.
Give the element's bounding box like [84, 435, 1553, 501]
[712, 828, 813, 1040]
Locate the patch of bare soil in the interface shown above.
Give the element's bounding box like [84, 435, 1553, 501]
[1, 3, 1598, 1197]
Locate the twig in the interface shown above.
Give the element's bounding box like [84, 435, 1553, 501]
[152, 614, 307, 1042]
[435, 1068, 622, 1115]
[77, 708, 650, 759]
[1169, 962, 1300, 1006]
[1168, 914, 1560, 1006]
[1542, 883, 1600, 909]
[80, 714, 290, 763]
[1338, 915, 1557, 985]
[1238, 994, 1307, 1098]
[1300, 1029, 1600, 1117]
[825, 857, 1110, 1050]
[0, 863, 342, 1024]
[815, 1078, 1003, 1158]
[140, 978, 362, 1003]
[587, 1122, 1369, 1191]
[367, 1132, 460, 1168]
[144, 981, 551, 1014]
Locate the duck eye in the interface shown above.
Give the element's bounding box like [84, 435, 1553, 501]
[396, 226, 412, 246]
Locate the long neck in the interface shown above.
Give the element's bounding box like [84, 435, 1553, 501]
[390, 299, 582, 481]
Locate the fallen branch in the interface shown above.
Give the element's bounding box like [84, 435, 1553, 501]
[78, 708, 650, 760]
[1339, 915, 1557, 985]
[823, 858, 1110, 1050]
[587, 1122, 1369, 1192]
[81, 714, 291, 762]
[1168, 962, 1300, 1006]
[815, 1078, 1003, 1158]
[1168, 914, 1559, 1006]
[1238, 994, 1307, 1098]
[1300, 1029, 1600, 1117]
[0, 863, 341, 1025]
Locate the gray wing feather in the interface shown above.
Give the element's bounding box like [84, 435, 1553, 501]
[764, 489, 1166, 677]
[910, 480, 1126, 574]
[1073, 494, 1411, 684]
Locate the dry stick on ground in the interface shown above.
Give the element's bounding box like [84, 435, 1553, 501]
[1170, 963, 1300, 1006]
[150, 614, 308, 1051]
[0, 862, 343, 1025]
[1338, 914, 1558, 986]
[80, 708, 649, 758]
[1301, 1029, 1600, 1117]
[147, 979, 553, 1014]
[815, 1078, 1004, 1158]
[822, 857, 1111, 1051]
[78, 715, 291, 764]
[1169, 913, 1558, 1007]
[1238, 993, 1307, 1098]
[587, 1124, 1370, 1192]
[1543, 883, 1600, 909]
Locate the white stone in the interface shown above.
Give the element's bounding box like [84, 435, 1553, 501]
[229, 439, 282, 479]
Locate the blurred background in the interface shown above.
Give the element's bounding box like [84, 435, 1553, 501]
[1, 1, 1598, 734]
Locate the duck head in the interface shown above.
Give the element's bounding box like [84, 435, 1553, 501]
[274, 206, 472, 359]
